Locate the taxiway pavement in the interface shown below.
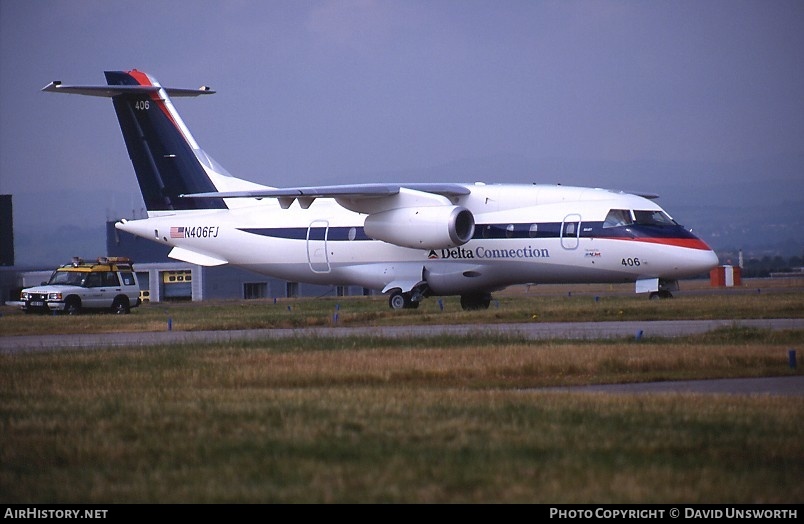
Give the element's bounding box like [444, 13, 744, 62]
[2, 318, 802, 354]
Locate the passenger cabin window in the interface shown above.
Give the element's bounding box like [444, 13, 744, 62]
[633, 210, 677, 226]
[603, 209, 633, 228]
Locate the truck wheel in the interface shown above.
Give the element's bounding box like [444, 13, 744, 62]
[64, 299, 81, 316]
[111, 296, 130, 314]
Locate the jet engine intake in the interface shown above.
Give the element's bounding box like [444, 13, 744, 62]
[364, 206, 475, 250]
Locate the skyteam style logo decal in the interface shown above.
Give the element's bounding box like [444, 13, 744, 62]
[429, 246, 550, 259]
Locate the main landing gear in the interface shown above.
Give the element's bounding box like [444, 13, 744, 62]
[459, 292, 492, 311]
[388, 290, 420, 310]
[388, 290, 493, 311]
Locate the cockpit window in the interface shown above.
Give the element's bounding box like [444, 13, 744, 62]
[633, 210, 677, 226]
[603, 209, 633, 228]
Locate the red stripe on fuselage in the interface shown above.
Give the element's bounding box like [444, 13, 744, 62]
[601, 237, 712, 250]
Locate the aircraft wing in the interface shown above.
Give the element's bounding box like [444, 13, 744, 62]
[182, 183, 471, 212]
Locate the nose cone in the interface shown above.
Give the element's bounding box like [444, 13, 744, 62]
[680, 236, 719, 276]
[665, 235, 719, 278]
[697, 248, 720, 274]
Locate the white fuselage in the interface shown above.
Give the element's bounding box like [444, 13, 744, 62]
[117, 183, 719, 295]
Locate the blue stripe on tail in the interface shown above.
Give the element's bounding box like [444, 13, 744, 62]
[104, 71, 226, 211]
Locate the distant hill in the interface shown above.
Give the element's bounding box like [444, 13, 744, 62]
[9, 155, 803, 267]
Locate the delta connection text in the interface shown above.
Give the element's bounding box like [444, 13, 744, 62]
[434, 246, 550, 259]
[548, 507, 798, 519]
[4, 508, 108, 519]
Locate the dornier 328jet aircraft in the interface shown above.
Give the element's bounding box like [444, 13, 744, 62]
[43, 70, 719, 310]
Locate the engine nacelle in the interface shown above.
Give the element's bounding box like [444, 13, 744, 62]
[364, 206, 475, 250]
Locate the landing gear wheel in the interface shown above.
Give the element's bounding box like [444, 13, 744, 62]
[389, 291, 420, 310]
[389, 291, 407, 310]
[460, 293, 492, 311]
[649, 290, 674, 300]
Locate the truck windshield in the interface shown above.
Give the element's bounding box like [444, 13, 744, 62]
[48, 271, 86, 286]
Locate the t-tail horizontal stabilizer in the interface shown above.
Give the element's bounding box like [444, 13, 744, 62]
[43, 70, 226, 213]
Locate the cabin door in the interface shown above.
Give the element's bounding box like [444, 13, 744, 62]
[306, 220, 331, 273]
[560, 214, 581, 250]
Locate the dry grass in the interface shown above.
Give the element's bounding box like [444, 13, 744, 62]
[1, 330, 802, 503]
[186, 337, 800, 388]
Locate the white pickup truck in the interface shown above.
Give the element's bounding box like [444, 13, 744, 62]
[19, 257, 142, 315]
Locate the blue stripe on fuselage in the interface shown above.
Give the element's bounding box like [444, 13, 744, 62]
[238, 227, 372, 241]
[238, 222, 699, 242]
[473, 221, 700, 241]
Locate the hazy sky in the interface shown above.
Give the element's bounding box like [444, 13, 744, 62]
[1, 0, 803, 240]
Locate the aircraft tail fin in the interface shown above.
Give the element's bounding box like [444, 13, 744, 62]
[43, 70, 251, 214]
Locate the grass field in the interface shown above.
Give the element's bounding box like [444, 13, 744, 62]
[1, 283, 802, 503]
[2, 279, 803, 336]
